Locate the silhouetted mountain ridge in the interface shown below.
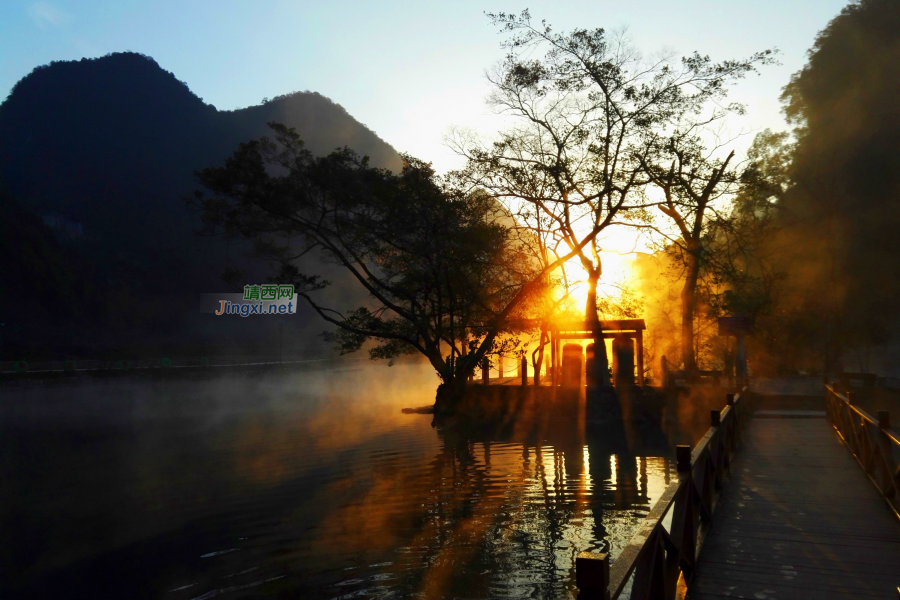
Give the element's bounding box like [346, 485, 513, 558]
[0, 52, 402, 358]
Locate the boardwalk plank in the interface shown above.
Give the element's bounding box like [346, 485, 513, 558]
[688, 416, 900, 600]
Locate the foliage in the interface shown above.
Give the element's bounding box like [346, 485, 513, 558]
[450, 11, 774, 377]
[452, 11, 773, 286]
[779, 0, 900, 361]
[195, 123, 547, 391]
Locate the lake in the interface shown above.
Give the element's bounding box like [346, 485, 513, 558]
[0, 363, 698, 599]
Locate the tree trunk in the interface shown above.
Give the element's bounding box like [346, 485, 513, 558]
[533, 327, 548, 386]
[434, 378, 467, 414]
[434, 331, 500, 413]
[681, 246, 700, 373]
[585, 265, 611, 386]
[432, 343, 469, 413]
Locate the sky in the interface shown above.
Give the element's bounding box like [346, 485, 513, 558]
[4, 0, 849, 171]
[2, 0, 850, 285]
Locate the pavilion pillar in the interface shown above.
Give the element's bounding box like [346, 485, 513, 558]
[636, 331, 645, 388]
[556, 335, 562, 384]
[551, 330, 557, 386]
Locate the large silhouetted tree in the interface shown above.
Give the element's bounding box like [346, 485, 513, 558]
[451, 10, 773, 382]
[195, 123, 566, 406]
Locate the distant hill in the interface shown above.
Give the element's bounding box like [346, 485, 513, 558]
[0, 52, 403, 359]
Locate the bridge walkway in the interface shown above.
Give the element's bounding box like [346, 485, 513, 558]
[689, 412, 900, 599]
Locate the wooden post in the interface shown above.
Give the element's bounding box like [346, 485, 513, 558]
[735, 333, 748, 384]
[463, 337, 472, 382]
[521, 355, 527, 387]
[676, 445, 692, 472]
[726, 393, 735, 406]
[711, 408, 721, 427]
[556, 336, 562, 384]
[579, 348, 587, 387]
[635, 331, 645, 388]
[550, 331, 557, 387]
[662, 355, 669, 388]
[878, 410, 894, 469]
[575, 552, 609, 600]
[482, 357, 489, 385]
[498, 355, 504, 378]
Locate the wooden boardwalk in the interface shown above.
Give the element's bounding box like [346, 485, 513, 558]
[689, 414, 900, 599]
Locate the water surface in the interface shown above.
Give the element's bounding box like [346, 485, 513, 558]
[1, 364, 686, 599]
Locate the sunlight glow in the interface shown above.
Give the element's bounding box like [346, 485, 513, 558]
[556, 224, 653, 318]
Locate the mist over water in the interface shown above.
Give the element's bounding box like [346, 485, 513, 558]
[1, 365, 684, 599]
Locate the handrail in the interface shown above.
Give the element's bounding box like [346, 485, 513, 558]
[576, 388, 751, 600]
[825, 385, 900, 521]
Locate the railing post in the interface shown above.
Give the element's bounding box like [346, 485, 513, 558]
[677, 445, 692, 472]
[711, 409, 721, 427]
[846, 391, 854, 406]
[575, 552, 610, 600]
[724, 394, 738, 454]
[876, 411, 895, 478]
[521, 355, 528, 387]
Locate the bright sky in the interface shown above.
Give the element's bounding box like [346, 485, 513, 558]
[2, 0, 848, 291]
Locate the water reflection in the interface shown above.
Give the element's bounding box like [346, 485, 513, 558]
[0, 364, 700, 599]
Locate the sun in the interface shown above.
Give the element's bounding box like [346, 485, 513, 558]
[562, 252, 637, 310]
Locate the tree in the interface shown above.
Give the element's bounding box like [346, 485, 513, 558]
[450, 10, 774, 384]
[718, 130, 812, 375]
[641, 134, 737, 372]
[194, 123, 561, 406]
[779, 0, 900, 372]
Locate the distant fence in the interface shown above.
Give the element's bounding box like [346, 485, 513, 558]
[575, 387, 751, 600]
[825, 385, 900, 521]
[0, 355, 326, 374]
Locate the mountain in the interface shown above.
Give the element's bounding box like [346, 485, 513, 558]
[0, 52, 402, 359]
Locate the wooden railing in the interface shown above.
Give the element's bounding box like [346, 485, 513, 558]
[575, 388, 751, 600]
[825, 385, 900, 521]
